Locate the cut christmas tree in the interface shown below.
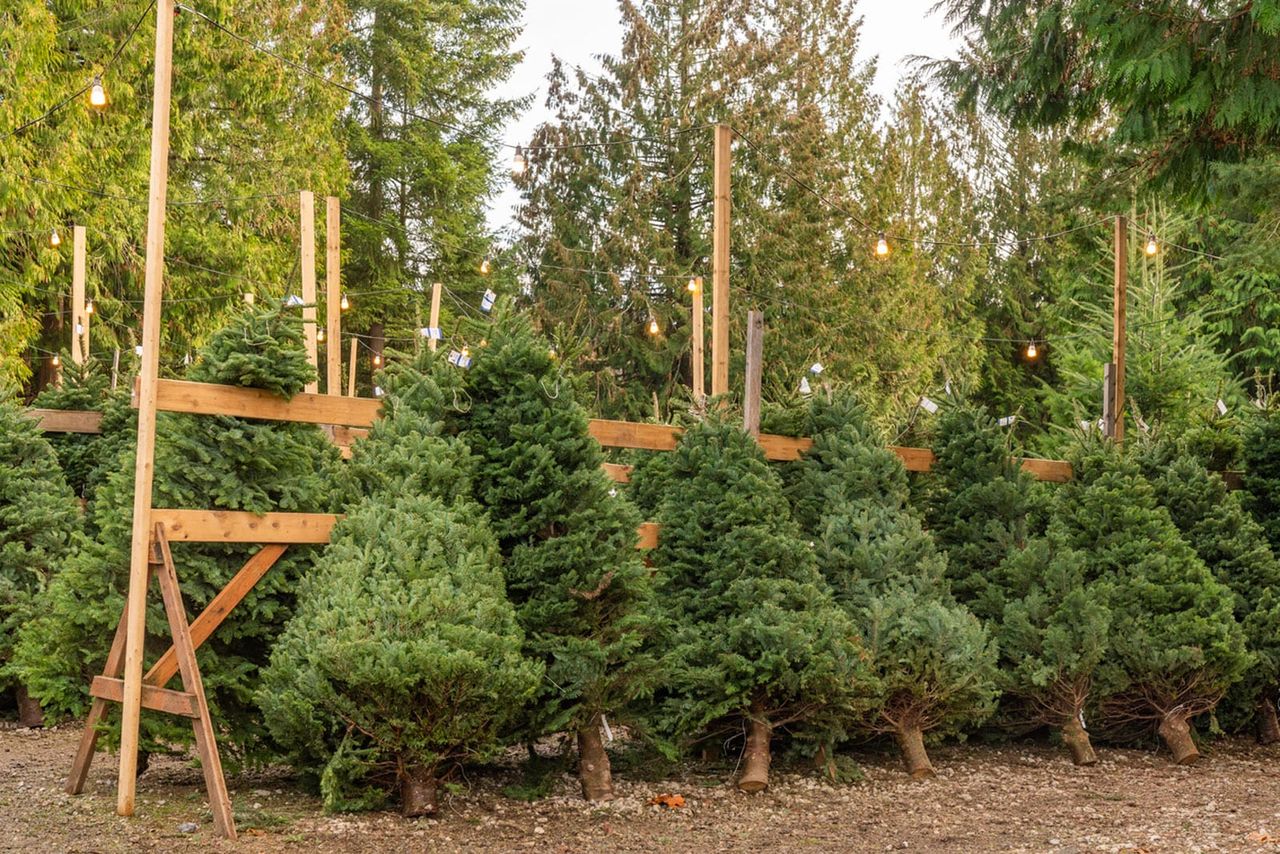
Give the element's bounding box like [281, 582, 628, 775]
[28, 358, 109, 502]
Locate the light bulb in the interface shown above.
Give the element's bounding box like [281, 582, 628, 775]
[316, 327, 325, 342]
[687, 277, 698, 293]
[511, 146, 528, 177]
[52, 354, 60, 367]
[1145, 233, 1158, 256]
[134, 345, 143, 356]
[89, 77, 107, 108]
[340, 294, 349, 311]
[875, 232, 889, 257]
[1026, 341, 1038, 359]
[372, 353, 382, 367]
[480, 258, 491, 275]
[648, 318, 659, 335]
[50, 229, 62, 248]
[85, 299, 94, 315]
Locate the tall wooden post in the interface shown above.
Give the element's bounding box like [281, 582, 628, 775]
[1112, 215, 1127, 444]
[742, 310, 764, 436]
[325, 197, 341, 395]
[119, 0, 176, 818]
[71, 225, 88, 364]
[347, 337, 358, 397]
[691, 276, 705, 404]
[428, 280, 443, 352]
[300, 191, 318, 394]
[712, 124, 731, 398]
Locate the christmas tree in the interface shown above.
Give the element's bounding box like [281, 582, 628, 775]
[10, 308, 341, 762]
[1055, 443, 1251, 763]
[1135, 438, 1280, 744]
[653, 417, 869, 791]
[29, 358, 109, 501]
[1243, 409, 1280, 553]
[787, 396, 998, 778]
[441, 310, 656, 801]
[0, 396, 83, 725]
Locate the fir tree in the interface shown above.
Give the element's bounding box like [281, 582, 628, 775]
[10, 308, 340, 762]
[1243, 408, 1280, 554]
[441, 310, 656, 801]
[786, 396, 998, 779]
[652, 417, 868, 791]
[1055, 443, 1251, 763]
[29, 358, 109, 500]
[1135, 438, 1280, 745]
[0, 396, 82, 724]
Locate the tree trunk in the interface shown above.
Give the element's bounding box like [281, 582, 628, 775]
[577, 718, 614, 802]
[737, 708, 772, 793]
[1157, 711, 1199, 765]
[894, 724, 935, 780]
[1061, 716, 1097, 766]
[815, 742, 838, 783]
[15, 686, 43, 728]
[1257, 693, 1280, 746]
[400, 765, 438, 817]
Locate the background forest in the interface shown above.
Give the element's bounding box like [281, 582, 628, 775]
[4, 0, 1280, 457]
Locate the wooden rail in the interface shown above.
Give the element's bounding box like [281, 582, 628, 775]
[24, 408, 104, 433]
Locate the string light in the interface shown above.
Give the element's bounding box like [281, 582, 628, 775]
[1026, 341, 1038, 359]
[316, 327, 324, 342]
[480, 258, 491, 275]
[85, 299, 94, 315]
[511, 145, 528, 176]
[51, 354, 60, 367]
[89, 77, 107, 109]
[50, 229, 61, 248]
[648, 317, 660, 335]
[687, 277, 699, 293]
[875, 232, 889, 258]
[339, 294, 350, 311]
[372, 353, 382, 367]
[1145, 233, 1158, 256]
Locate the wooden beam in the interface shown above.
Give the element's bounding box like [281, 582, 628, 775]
[300, 190, 318, 394]
[889, 445, 937, 473]
[347, 336, 358, 397]
[26, 408, 103, 433]
[325, 196, 341, 396]
[636, 522, 660, 550]
[589, 419, 682, 452]
[142, 377, 382, 427]
[428, 280, 442, 352]
[71, 225, 87, 364]
[1018, 457, 1074, 483]
[119, 0, 177, 817]
[90, 676, 199, 719]
[756, 434, 814, 461]
[743, 309, 764, 436]
[712, 124, 731, 397]
[602, 463, 632, 484]
[152, 509, 340, 544]
[1113, 214, 1127, 444]
[691, 276, 704, 404]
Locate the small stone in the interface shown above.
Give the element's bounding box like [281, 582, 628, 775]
[178, 822, 198, 834]
[534, 826, 546, 835]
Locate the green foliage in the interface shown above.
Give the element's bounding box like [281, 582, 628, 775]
[1243, 408, 1280, 553]
[9, 309, 339, 762]
[0, 396, 82, 692]
[30, 358, 109, 499]
[651, 417, 868, 750]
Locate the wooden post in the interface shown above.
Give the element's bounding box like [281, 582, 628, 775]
[1103, 362, 1117, 438]
[691, 276, 705, 404]
[300, 191, 318, 394]
[712, 124, 731, 398]
[428, 281, 443, 352]
[743, 310, 764, 436]
[347, 336, 358, 397]
[1113, 215, 1127, 444]
[118, 0, 176, 818]
[325, 197, 341, 395]
[71, 225, 87, 364]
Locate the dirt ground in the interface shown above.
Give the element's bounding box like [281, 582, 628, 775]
[3, 722, 1280, 853]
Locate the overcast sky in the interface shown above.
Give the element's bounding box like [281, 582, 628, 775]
[486, 0, 960, 231]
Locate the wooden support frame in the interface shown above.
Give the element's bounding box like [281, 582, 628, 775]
[1112, 215, 1127, 444]
[25, 408, 103, 433]
[300, 190, 319, 394]
[71, 225, 88, 364]
[691, 276, 705, 404]
[139, 377, 381, 426]
[325, 196, 342, 396]
[742, 310, 764, 436]
[428, 281, 443, 353]
[712, 124, 731, 397]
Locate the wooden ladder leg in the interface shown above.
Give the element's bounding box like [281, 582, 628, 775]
[152, 525, 237, 841]
[67, 591, 137, 794]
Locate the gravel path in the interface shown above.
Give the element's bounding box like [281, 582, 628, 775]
[3, 723, 1279, 852]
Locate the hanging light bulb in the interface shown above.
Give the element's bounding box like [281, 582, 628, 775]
[1026, 341, 1038, 360]
[875, 232, 889, 257]
[52, 354, 61, 367]
[50, 228, 62, 248]
[687, 277, 699, 293]
[316, 327, 325, 342]
[648, 317, 660, 335]
[511, 145, 528, 177]
[480, 258, 492, 275]
[89, 76, 107, 109]
[85, 299, 94, 315]
[1145, 233, 1158, 256]
[372, 353, 382, 367]
[339, 294, 350, 311]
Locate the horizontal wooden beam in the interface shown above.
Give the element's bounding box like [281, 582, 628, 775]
[25, 408, 103, 433]
[1019, 457, 1074, 483]
[890, 445, 936, 473]
[589, 419, 682, 452]
[636, 521, 660, 550]
[602, 463, 632, 484]
[139, 378, 382, 427]
[90, 676, 199, 719]
[152, 509, 340, 544]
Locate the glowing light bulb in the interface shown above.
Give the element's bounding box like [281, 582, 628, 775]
[85, 299, 94, 315]
[52, 354, 60, 367]
[372, 353, 382, 367]
[687, 277, 698, 293]
[480, 258, 491, 275]
[875, 232, 889, 257]
[511, 146, 528, 176]
[89, 77, 107, 109]
[339, 294, 349, 311]
[50, 229, 62, 248]
[1145, 233, 1158, 256]
[1026, 341, 1038, 360]
[648, 318, 659, 335]
[316, 327, 325, 342]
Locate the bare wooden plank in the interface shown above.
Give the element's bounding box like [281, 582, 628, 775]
[890, 445, 937, 473]
[602, 463, 632, 484]
[325, 196, 342, 395]
[300, 190, 318, 395]
[589, 419, 682, 452]
[142, 377, 381, 427]
[153, 509, 340, 544]
[90, 676, 199, 719]
[758, 433, 814, 462]
[636, 522, 660, 550]
[27, 408, 103, 433]
[67, 602, 133, 794]
[1019, 458, 1074, 483]
[743, 310, 764, 436]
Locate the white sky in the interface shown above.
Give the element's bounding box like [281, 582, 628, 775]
[487, 0, 960, 231]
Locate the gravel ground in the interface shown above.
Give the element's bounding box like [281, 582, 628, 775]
[3, 722, 1280, 852]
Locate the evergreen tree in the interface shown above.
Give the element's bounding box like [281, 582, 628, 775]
[786, 396, 998, 779]
[10, 308, 340, 762]
[1243, 408, 1280, 554]
[1135, 438, 1280, 745]
[1055, 443, 1251, 763]
[29, 357, 109, 500]
[440, 309, 656, 801]
[0, 396, 82, 724]
[652, 417, 868, 791]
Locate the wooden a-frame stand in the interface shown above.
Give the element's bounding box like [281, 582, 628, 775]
[66, 524, 288, 842]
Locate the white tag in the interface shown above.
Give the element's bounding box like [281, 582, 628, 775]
[243, 292, 255, 305]
[1079, 419, 1092, 432]
[1079, 709, 1087, 731]
[799, 377, 812, 395]
[373, 386, 384, 397]
[448, 350, 471, 369]
[284, 294, 304, 307]
[919, 396, 939, 414]
[608, 488, 617, 498]
[134, 345, 143, 356]
[997, 415, 1016, 427]
[1216, 399, 1228, 416]
[809, 362, 824, 375]
[480, 289, 496, 312]
[601, 714, 613, 743]
[944, 379, 952, 396]
[1097, 418, 1106, 432]
[75, 322, 84, 335]
[1137, 416, 1150, 433]
[419, 327, 442, 340]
